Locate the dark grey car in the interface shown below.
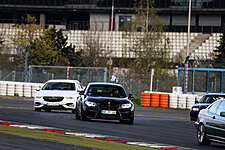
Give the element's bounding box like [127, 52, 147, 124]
[195, 99, 225, 145]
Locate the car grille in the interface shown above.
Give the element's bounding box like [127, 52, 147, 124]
[99, 102, 118, 110]
[43, 96, 64, 102]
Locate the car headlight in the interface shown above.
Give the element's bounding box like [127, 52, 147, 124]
[66, 96, 74, 99]
[121, 103, 132, 109]
[85, 101, 97, 107]
[191, 107, 199, 111]
[35, 96, 42, 99]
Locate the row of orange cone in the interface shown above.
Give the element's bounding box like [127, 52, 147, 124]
[141, 92, 169, 107]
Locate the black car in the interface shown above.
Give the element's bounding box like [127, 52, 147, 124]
[195, 99, 225, 145]
[190, 94, 225, 121]
[75, 82, 134, 124]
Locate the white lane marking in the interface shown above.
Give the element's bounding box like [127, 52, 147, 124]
[65, 132, 108, 138]
[9, 125, 29, 128]
[27, 126, 50, 129]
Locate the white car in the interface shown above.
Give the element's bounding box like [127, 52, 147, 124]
[34, 79, 83, 113]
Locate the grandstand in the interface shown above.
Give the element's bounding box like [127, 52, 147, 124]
[0, 0, 224, 62]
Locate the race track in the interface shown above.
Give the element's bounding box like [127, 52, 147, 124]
[0, 98, 225, 150]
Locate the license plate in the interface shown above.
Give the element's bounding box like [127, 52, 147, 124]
[46, 103, 59, 106]
[101, 110, 116, 115]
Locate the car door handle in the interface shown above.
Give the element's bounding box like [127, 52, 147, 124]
[212, 116, 216, 119]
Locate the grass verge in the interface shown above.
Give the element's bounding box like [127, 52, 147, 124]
[0, 125, 154, 150]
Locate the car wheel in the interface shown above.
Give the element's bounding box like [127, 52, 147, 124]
[75, 105, 81, 120]
[80, 107, 88, 121]
[45, 109, 51, 112]
[127, 117, 134, 125]
[197, 124, 211, 145]
[72, 109, 76, 114]
[34, 108, 41, 111]
[120, 117, 134, 125]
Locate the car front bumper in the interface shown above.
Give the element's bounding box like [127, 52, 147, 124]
[190, 110, 199, 121]
[34, 98, 76, 110]
[83, 107, 134, 120]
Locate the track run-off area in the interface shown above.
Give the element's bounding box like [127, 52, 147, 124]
[0, 97, 225, 150]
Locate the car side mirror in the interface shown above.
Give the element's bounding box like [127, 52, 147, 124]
[195, 100, 199, 104]
[220, 112, 225, 117]
[128, 93, 135, 99]
[36, 88, 40, 91]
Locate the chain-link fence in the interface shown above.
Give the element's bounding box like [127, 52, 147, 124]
[0, 65, 178, 97]
[0, 65, 107, 84]
[178, 68, 225, 94]
[112, 73, 177, 97]
[27, 65, 108, 86]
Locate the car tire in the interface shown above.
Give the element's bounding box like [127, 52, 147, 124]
[72, 109, 76, 114]
[190, 118, 197, 121]
[127, 117, 134, 125]
[34, 108, 41, 111]
[45, 109, 51, 112]
[75, 105, 81, 120]
[197, 124, 211, 145]
[120, 117, 134, 125]
[80, 107, 88, 121]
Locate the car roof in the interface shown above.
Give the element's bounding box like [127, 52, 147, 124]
[46, 79, 79, 83]
[209, 99, 225, 106]
[204, 94, 225, 96]
[87, 82, 123, 87]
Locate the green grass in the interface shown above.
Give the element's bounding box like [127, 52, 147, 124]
[0, 125, 155, 150]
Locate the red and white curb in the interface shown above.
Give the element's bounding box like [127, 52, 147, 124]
[0, 120, 196, 150]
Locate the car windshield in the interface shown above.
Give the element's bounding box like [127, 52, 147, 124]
[199, 95, 225, 103]
[87, 85, 127, 98]
[42, 82, 76, 91]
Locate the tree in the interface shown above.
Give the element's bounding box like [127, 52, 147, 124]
[52, 27, 81, 66]
[10, 14, 43, 66]
[29, 26, 80, 66]
[118, 0, 176, 92]
[11, 14, 43, 55]
[212, 27, 225, 68]
[29, 32, 59, 65]
[80, 31, 112, 67]
[123, 0, 172, 75]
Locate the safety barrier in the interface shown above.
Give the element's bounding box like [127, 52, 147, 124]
[141, 92, 151, 107]
[0, 81, 198, 109]
[178, 94, 187, 109]
[186, 94, 197, 109]
[169, 94, 178, 108]
[141, 91, 198, 109]
[159, 94, 169, 108]
[151, 93, 160, 107]
[0, 82, 7, 96]
[0, 81, 44, 98]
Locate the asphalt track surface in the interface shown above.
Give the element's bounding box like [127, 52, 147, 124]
[0, 98, 225, 150]
[0, 132, 100, 150]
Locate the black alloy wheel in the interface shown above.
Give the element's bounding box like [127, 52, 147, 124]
[75, 105, 81, 120]
[80, 105, 88, 121]
[34, 108, 41, 111]
[120, 116, 134, 125]
[45, 109, 51, 112]
[197, 124, 211, 145]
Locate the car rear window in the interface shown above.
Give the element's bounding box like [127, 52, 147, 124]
[42, 82, 75, 91]
[87, 85, 127, 98]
